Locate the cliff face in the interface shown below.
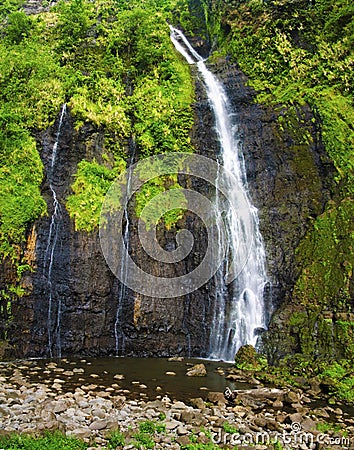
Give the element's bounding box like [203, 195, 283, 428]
[9, 54, 336, 359]
[10, 70, 219, 358]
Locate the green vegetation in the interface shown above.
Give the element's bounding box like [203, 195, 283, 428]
[0, 128, 46, 260]
[135, 176, 188, 230]
[132, 419, 166, 449]
[273, 442, 283, 450]
[222, 421, 239, 434]
[319, 361, 354, 403]
[0, 0, 195, 327]
[316, 420, 343, 433]
[234, 344, 267, 371]
[0, 431, 88, 450]
[67, 159, 125, 232]
[138, 419, 166, 434]
[107, 429, 125, 449]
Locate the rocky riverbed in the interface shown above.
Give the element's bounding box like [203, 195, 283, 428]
[0, 359, 353, 449]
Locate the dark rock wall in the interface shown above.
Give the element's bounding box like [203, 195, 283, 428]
[11, 69, 220, 358]
[10, 57, 335, 358]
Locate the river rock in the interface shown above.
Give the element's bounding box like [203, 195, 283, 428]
[68, 427, 92, 439]
[189, 398, 205, 409]
[207, 391, 227, 407]
[89, 419, 108, 430]
[113, 374, 125, 380]
[177, 425, 188, 435]
[301, 418, 317, 432]
[186, 364, 207, 377]
[234, 345, 260, 369]
[273, 399, 283, 408]
[52, 400, 69, 413]
[165, 420, 180, 430]
[284, 390, 300, 404]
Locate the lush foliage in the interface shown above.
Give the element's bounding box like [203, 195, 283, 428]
[57, 0, 195, 229]
[106, 429, 125, 449]
[319, 361, 354, 403]
[0, 0, 195, 317]
[0, 31, 65, 266]
[0, 127, 46, 260]
[135, 176, 188, 230]
[132, 419, 167, 449]
[67, 159, 126, 232]
[0, 431, 88, 449]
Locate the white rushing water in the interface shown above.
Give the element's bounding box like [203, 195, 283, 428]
[170, 27, 269, 361]
[44, 104, 66, 358]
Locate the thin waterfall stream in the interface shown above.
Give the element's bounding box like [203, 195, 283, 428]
[170, 27, 269, 361]
[114, 139, 137, 355]
[44, 104, 67, 358]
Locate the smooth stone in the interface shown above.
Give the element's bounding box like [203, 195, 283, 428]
[92, 409, 106, 419]
[89, 420, 108, 430]
[165, 420, 180, 430]
[273, 399, 283, 408]
[177, 425, 188, 435]
[172, 401, 187, 409]
[113, 374, 125, 380]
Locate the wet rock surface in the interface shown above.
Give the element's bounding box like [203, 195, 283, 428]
[210, 58, 335, 309]
[0, 360, 353, 449]
[10, 83, 218, 358]
[7, 52, 337, 359]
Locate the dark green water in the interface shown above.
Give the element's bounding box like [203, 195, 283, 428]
[19, 357, 247, 401]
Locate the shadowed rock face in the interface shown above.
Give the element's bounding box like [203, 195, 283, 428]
[10, 58, 334, 358]
[11, 81, 218, 358]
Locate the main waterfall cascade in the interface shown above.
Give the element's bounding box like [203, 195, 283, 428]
[44, 104, 67, 358]
[170, 27, 269, 361]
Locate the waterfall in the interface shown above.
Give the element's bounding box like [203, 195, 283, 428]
[170, 27, 269, 361]
[44, 104, 66, 358]
[114, 138, 136, 356]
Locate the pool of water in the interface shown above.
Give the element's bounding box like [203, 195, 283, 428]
[7, 357, 248, 402]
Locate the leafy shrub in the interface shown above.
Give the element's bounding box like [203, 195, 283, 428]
[0, 431, 88, 449]
[107, 429, 125, 448]
[66, 159, 125, 232]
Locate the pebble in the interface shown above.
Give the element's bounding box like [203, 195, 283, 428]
[113, 374, 125, 380]
[0, 361, 351, 450]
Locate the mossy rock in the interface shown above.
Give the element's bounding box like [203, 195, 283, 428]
[234, 345, 262, 370]
[0, 340, 15, 361]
